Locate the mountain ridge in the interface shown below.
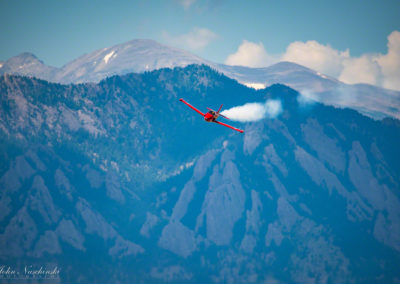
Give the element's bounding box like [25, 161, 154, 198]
[0, 65, 399, 282]
[1, 39, 399, 120]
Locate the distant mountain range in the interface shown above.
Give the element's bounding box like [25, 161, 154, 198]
[1, 39, 399, 120]
[0, 65, 399, 283]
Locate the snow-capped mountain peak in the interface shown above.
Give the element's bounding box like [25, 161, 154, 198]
[54, 39, 208, 83]
[0, 52, 57, 81]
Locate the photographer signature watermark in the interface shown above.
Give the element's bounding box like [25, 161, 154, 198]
[0, 265, 60, 280]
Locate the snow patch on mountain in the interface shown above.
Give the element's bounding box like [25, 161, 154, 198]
[241, 82, 266, 90]
[103, 50, 115, 64]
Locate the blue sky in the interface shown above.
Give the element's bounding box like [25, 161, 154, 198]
[1, 0, 398, 65]
[1, 0, 400, 89]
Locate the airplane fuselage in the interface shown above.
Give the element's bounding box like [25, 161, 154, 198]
[179, 98, 243, 133]
[204, 111, 217, 122]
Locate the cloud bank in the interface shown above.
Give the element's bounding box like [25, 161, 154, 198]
[282, 40, 349, 78]
[225, 31, 400, 91]
[220, 99, 282, 122]
[163, 27, 217, 50]
[225, 40, 278, 68]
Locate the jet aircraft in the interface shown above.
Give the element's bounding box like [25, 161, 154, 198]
[179, 98, 244, 133]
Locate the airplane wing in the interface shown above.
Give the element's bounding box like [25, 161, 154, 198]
[179, 98, 205, 116]
[219, 114, 230, 120]
[213, 120, 244, 133]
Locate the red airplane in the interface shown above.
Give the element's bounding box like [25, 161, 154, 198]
[179, 98, 244, 133]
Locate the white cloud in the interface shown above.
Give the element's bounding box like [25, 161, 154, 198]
[265, 100, 283, 118]
[225, 40, 277, 68]
[376, 31, 400, 90]
[220, 99, 282, 122]
[338, 31, 400, 89]
[297, 90, 318, 107]
[339, 55, 381, 85]
[178, 0, 196, 10]
[163, 27, 217, 50]
[282, 40, 349, 78]
[225, 30, 400, 90]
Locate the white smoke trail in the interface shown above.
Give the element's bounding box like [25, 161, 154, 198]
[221, 99, 282, 122]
